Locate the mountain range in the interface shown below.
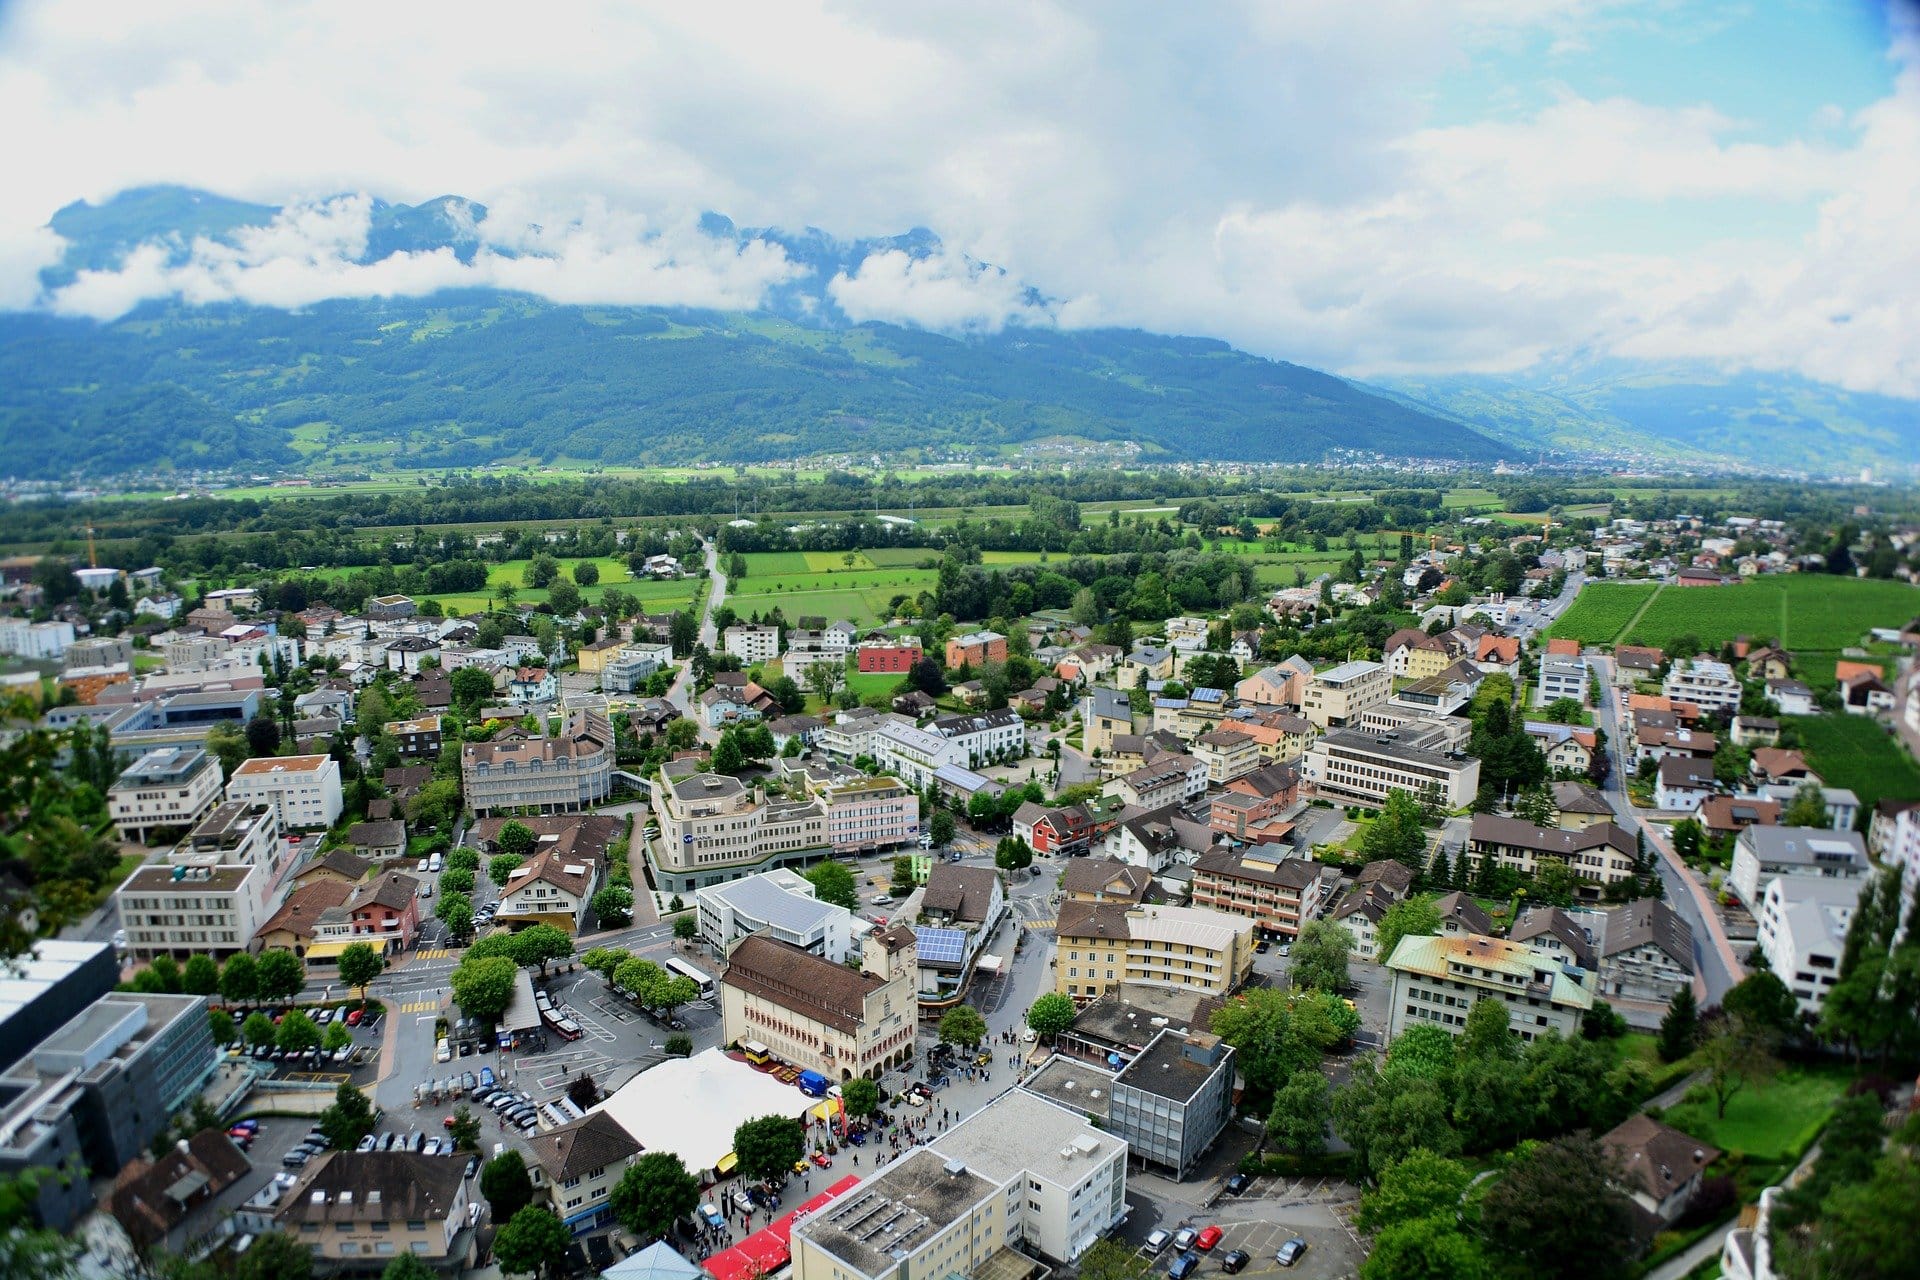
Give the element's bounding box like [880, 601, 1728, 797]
[2, 186, 1912, 480]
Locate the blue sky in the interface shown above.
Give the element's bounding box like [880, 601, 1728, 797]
[0, 0, 1915, 400]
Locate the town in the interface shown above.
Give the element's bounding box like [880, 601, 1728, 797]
[0, 477, 1917, 1280]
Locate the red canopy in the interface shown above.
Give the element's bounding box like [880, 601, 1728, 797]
[703, 1176, 862, 1280]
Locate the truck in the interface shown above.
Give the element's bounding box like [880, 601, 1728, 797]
[796, 1069, 830, 1098]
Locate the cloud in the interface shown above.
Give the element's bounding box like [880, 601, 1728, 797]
[0, 0, 1915, 398]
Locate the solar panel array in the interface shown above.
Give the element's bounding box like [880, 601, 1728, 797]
[914, 926, 968, 965]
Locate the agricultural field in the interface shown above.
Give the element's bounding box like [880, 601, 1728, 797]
[1547, 582, 1661, 645]
[861, 547, 938, 568]
[729, 587, 893, 626]
[1621, 575, 1918, 651]
[403, 557, 700, 615]
[1788, 713, 1920, 811]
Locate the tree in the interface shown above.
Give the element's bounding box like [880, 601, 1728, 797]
[1697, 1011, 1778, 1118]
[614, 957, 665, 1006]
[208, 1008, 237, 1046]
[452, 954, 519, 1021]
[611, 1150, 701, 1240]
[1362, 790, 1428, 861]
[220, 951, 259, 1005]
[480, 1149, 535, 1223]
[276, 1010, 322, 1053]
[1026, 992, 1076, 1040]
[592, 885, 634, 927]
[440, 866, 475, 896]
[665, 1033, 692, 1057]
[1479, 1135, 1637, 1280]
[447, 1104, 481, 1152]
[241, 1011, 277, 1048]
[1459, 996, 1520, 1062]
[711, 732, 745, 774]
[1360, 1217, 1490, 1280]
[733, 1115, 806, 1184]
[1658, 986, 1700, 1062]
[803, 860, 860, 911]
[381, 1255, 438, 1280]
[1790, 1149, 1920, 1280]
[323, 1021, 352, 1053]
[246, 713, 282, 758]
[994, 835, 1033, 875]
[938, 1004, 988, 1050]
[1076, 1239, 1151, 1280]
[205, 720, 249, 777]
[1375, 894, 1442, 966]
[451, 665, 496, 713]
[436, 892, 475, 942]
[1289, 920, 1351, 992]
[1357, 1149, 1474, 1232]
[319, 1083, 378, 1149]
[487, 854, 524, 887]
[673, 913, 698, 942]
[494, 1205, 570, 1279]
[929, 810, 956, 846]
[1783, 780, 1829, 828]
[1265, 1069, 1331, 1157]
[235, 1232, 315, 1280]
[573, 561, 600, 587]
[509, 923, 574, 974]
[1722, 970, 1800, 1038]
[655, 977, 699, 1021]
[254, 948, 305, 1000]
[181, 953, 220, 995]
[841, 1077, 881, 1122]
[338, 942, 385, 1001]
[494, 821, 536, 859]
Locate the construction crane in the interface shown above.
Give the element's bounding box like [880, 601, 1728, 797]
[84, 524, 98, 569]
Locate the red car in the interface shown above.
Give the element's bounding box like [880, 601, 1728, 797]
[810, 1151, 832, 1168]
[1195, 1227, 1223, 1252]
[345, 1008, 364, 1026]
[443, 1115, 458, 1129]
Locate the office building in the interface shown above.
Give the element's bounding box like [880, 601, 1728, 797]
[820, 775, 919, 854]
[1302, 724, 1481, 809]
[1469, 815, 1638, 894]
[696, 869, 857, 962]
[460, 710, 613, 817]
[226, 753, 345, 830]
[1054, 903, 1255, 1001]
[1385, 931, 1596, 1042]
[1191, 846, 1327, 940]
[1302, 660, 1390, 729]
[1106, 1029, 1236, 1179]
[649, 765, 830, 895]
[107, 746, 225, 843]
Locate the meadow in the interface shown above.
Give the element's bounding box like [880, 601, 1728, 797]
[1546, 581, 1661, 644]
[402, 557, 701, 615]
[1788, 713, 1920, 811]
[1573, 575, 1920, 651]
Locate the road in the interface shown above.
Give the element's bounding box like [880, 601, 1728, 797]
[1511, 570, 1585, 641]
[663, 537, 726, 741]
[1589, 653, 1744, 1004]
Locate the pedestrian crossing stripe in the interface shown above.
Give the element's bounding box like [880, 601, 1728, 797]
[415, 948, 452, 960]
[1025, 917, 1055, 929]
[399, 1000, 440, 1013]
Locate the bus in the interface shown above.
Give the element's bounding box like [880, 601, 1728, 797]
[542, 1007, 582, 1041]
[665, 957, 716, 1001]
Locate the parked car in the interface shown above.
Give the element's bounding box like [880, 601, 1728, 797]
[357, 1135, 378, 1153]
[1169, 1251, 1201, 1280]
[1276, 1238, 1308, 1267]
[435, 1038, 452, 1063]
[1195, 1226, 1223, 1252]
[1144, 1230, 1172, 1255]
[464, 1155, 480, 1179]
[1220, 1250, 1250, 1274]
[1172, 1228, 1198, 1253]
[1224, 1172, 1251, 1195]
[479, 1066, 495, 1089]
[281, 1151, 310, 1168]
[345, 1008, 364, 1026]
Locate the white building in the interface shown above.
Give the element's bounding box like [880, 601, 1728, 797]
[1385, 931, 1597, 1043]
[1755, 876, 1859, 1018]
[106, 746, 225, 844]
[1163, 617, 1210, 652]
[1535, 655, 1589, 707]
[696, 868, 857, 962]
[601, 643, 673, 694]
[1301, 660, 1390, 729]
[1663, 659, 1743, 715]
[871, 720, 967, 790]
[0, 618, 75, 660]
[225, 754, 345, 831]
[114, 862, 266, 960]
[722, 624, 781, 664]
[930, 708, 1027, 765]
[1303, 726, 1481, 809]
[818, 707, 889, 761]
[1728, 825, 1869, 908]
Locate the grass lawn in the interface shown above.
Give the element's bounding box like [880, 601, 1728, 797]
[729, 587, 890, 626]
[739, 551, 815, 575]
[1622, 576, 1919, 651]
[1660, 1066, 1851, 1159]
[1789, 713, 1920, 810]
[862, 547, 938, 568]
[843, 670, 904, 701]
[426, 572, 697, 617]
[1548, 581, 1660, 645]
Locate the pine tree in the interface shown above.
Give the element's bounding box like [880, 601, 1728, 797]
[1658, 987, 1699, 1062]
[1432, 847, 1454, 890]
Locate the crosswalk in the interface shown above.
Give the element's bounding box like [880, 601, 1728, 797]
[1024, 917, 1056, 930]
[413, 948, 454, 960]
[397, 999, 441, 1014]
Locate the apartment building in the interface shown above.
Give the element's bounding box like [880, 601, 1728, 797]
[107, 746, 225, 843]
[1192, 727, 1261, 783]
[272, 1151, 477, 1272]
[697, 869, 856, 962]
[792, 1088, 1126, 1280]
[944, 630, 1007, 668]
[460, 710, 613, 817]
[722, 624, 781, 664]
[1535, 656, 1589, 707]
[649, 765, 829, 895]
[115, 863, 266, 960]
[601, 643, 673, 694]
[1302, 659, 1390, 729]
[1191, 846, 1326, 940]
[384, 713, 444, 762]
[180, 797, 287, 884]
[1302, 726, 1481, 809]
[1079, 686, 1134, 756]
[820, 775, 919, 854]
[720, 927, 919, 1080]
[0, 618, 75, 659]
[871, 719, 967, 790]
[1328, 859, 1418, 960]
[1054, 903, 1255, 1001]
[1592, 898, 1695, 1004]
[1208, 760, 1302, 845]
[527, 1111, 640, 1236]
[1662, 658, 1743, 715]
[817, 706, 888, 761]
[1385, 932, 1597, 1042]
[1728, 825, 1869, 908]
[857, 639, 922, 673]
[931, 708, 1027, 765]
[1104, 753, 1208, 810]
[226, 753, 345, 831]
[1469, 815, 1638, 894]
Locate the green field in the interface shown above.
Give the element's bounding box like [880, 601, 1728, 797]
[408, 557, 699, 615]
[861, 547, 938, 568]
[1548, 582, 1661, 645]
[1661, 1068, 1850, 1160]
[730, 587, 891, 626]
[1619, 576, 1918, 651]
[1789, 714, 1920, 811]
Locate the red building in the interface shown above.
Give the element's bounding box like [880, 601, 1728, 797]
[347, 870, 421, 950]
[943, 630, 1007, 668]
[857, 642, 923, 674]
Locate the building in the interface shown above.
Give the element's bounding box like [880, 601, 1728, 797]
[63, 635, 135, 670]
[1103, 1028, 1235, 1179]
[181, 797, 287, 883]
[930, 708, 1027, 765]
[1192, 727, 1261, 783]
[1191, 847, 1326, 940]
[1535, 655, 1589, 707]
[0, 940, 119, 1077]
[0, 992, 218, 1232]
[1327, 859, 1418, 959]
[1385, 932, 1597, 1042]
[527, 1111, 641, 1236]
[1593, 898, 1695, 1004]
[856, 639, 921, 674]
[1600, 1113, 1722, 1235]
[1728, 825, 1869, 908]
[920, 864, 1006, 936]
[336, 869, 423, 951]
[1384, 629, 1463, 681]
[1634, 724, 1717, 764]
[871, 719, 968, 790]
[697, 869, 857, 962]
[253, 878, 355, 956]
[496, 845, 601, 935]
[1104, 753, 1207, 810]
[1301, 659, 1390, 729]
[944, 630, 1007, 668]
[601, 643, 674, 694]
[226, 753, 344, 830]
[1662, 658, 1743, 715]
[106, 746, 225, 843]
[108, 1126, 252, 1249]
[347, 818, 407, 860]
[461, 710, 613, 817]
[1235, 657, 1312, 708]
[722, 624, 781, 664]
[1765, 679, 1816, 716]
[1755, 876, 1859, 1016]
[821, 775, 919, 854]
[1054, 903, 1255, 1001]
[0, 618, 75, 659]
[1060, 858, 1157, 906]
[1303, 725, 1481, 809]
[1654, 757, 1717, 812]
[720, 927, 919, 1081]
[381, 713, 443, 762]
[271, 1151, 477, 1273]
[1079, 686, 1133, 756]
[1469, 815, 1638, 895]
[1208, 760, 1301, 845]
[115, 863, 265, 960]
[649, 766, 830, 895]
[1012, 799, 1124, 858]
[791, 1089, 1126, 1280]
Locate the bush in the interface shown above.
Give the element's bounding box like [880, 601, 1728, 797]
[1236, 1150, 1353, 1179]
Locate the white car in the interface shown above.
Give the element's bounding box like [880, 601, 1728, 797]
[435, 1038, 452, 1063]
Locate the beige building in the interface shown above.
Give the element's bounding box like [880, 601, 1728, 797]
[1301, 659, 1390, 729]
[1054, 902, 1255, 1002]
[1192, 728, 1261, 783]
[460, 711, 613, 817]
[649, 765, 830, 895]
[271, 1151, 476, 1272]
[1079, 687, 1134, 756]
[107, 747, 225, 843]
[1385, 932, 1596, 1043]
[115, 862, 265, 960]
[720, 926, 919, 1080]
[527, 1111, 641, 1235]
[495, 844, 602, 934]
[1302, 726, 1481, 809]
[227, 753, 344, 830]
[1469, 815, 1638, 894]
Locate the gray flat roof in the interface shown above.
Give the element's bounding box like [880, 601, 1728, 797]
[797, 1148, 996, 1277]
[0, 940, 114, 1025]
[110, 746, 211, 789]
[930, 1087, 1124, 1189]
[1020, 1057, 1116, 1121]
[1112, 1029, 1232, 1104]
[704, 873, 841, 936]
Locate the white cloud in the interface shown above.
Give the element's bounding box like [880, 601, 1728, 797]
[0, 0, 1914, 398]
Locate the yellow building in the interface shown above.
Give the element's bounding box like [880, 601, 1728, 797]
[1054, 902, 1255, 1002]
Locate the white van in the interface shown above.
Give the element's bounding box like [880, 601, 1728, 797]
[428, 852, 444, 874]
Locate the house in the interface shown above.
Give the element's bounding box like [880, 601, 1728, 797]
[496, 844, 603, 934]
[384, 713, 444, 761]
[527, 1111, 641, 1235]
[226, 754, 344, 830]
[291, 848, 373, 891]
[1080, 686, 1134, 756]
[1654, 757, 1716, 812]
[1744, 646, 1792, 681]
[1728, 825, 1868, 909]
[1600, 1114, 1721, 1236]
[1839, 668, 1894, 715]
[944, 630, 1007, 668]
[1764, 679, 1816, 716]
[1432, 890, 1495, 937]
[1384, 932, 1596, 1042]
[271, 1152, 477, 1272]
[1192, 727, 1261, 783]
[1328, 859, 1418, 959]
[1208, 760, 1302, 846]
[1755, 876, 1859, 1016]
[343, 869, 422, 951]
[1060, 858, 1158, 906]
[1235, 657, 1312, 707]
[1162, 616, 1211, 651]
[1119, 645, 1176, 686]
[108, 1127, 253, 1248]
[1731, 715, 1780, 747]
[1192, 847, 1327, 940]
[919, 864, 1007, 935]
[1699, 796, 1782, 841]
[1595, 898, 1695, 1003]
[1105, 753, 1207, 810]
[930, 707, 1026, 765]
[1384, 628, 1463, 681]
[1528, 721, 1598, 772]
[1469, 815, 1638, 894]
[1633, 724, 1716, 764]
[346, 819, 407, 860]
[1536, 655, 1589, 708]
[253, 879, 355, 956]
[1012, 800, 1123, 858]
[1550, 780, 1615, 829]
[1613, 645, 1664, 686]
[1228, 631, 1260, 665]
[1509, 905, 1597, 969]
[507, 666, 560, 703]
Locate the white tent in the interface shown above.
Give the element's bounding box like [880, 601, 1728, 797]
[590, 1048, 814, 1176]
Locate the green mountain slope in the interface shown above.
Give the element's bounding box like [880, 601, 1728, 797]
[0, 295, 1505, 477]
